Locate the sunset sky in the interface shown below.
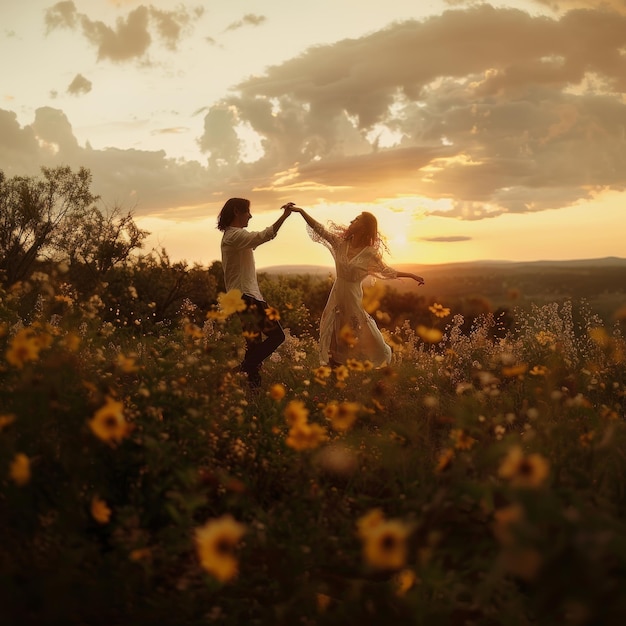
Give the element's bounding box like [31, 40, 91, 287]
[1, 0, 625, 270]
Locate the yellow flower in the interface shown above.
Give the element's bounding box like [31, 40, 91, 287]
[450, 429, 477, 451]
[91, 495, 112, 524]
[195, 515, 246, 582]
[498, 445, 550, 488]
[435, 448, 454, 473]
[9, 453, 31, 486]
[362, 282, 385, 314]
[428, 303, 451, 318]
[579, 431, 595, 448]
[116, 352, 139, 373]
[529, 365, 548, 376]
[361, 519, 411, 571]
[269, 383, 286, 401]
[0, 413, 16, 432]
[129, 548, 152, 562]
[492, 503, 524, 545]
[394, 569, 418, 597]
[217, 289, 247, 316]
[334, 365, 350, 382]
[61, 332, 81, 352]
[339, 324, 358, 347]
[417, 325, 442, 343]
[88, 397, 130, 444]
[502, 363, 528, 378]
[313, 365, 332, 380]
[329, 401, 360, 432]
[265, 306, 280, 321]
[286, 421, 328, 451]
[184, 322, 204, 340]
[345, 358, 365, 371]
[356, 508, 385, 539]
[284, 399, 309, 426]
[5, 327, 42, 368]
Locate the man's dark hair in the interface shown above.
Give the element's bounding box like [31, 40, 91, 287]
[217, 197, 250, 231]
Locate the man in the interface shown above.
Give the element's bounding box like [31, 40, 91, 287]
[217, 197, 294, 388]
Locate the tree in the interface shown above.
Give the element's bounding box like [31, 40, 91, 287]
[61, 205, 149, 292]
[0, 166, 97, 286]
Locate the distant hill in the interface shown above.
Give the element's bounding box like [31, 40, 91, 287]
[261, 257, 626, 275]
[260, 258, 626, 322]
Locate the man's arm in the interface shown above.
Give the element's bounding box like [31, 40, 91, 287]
[271, 203, 295, 235]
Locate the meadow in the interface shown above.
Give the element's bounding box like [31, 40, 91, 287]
[1, 265, 626, 626]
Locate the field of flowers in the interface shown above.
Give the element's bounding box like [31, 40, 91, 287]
[1, 271, 625, 626]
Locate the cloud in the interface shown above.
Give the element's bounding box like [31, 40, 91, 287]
[225, 14, 267, 32]
[67, 73, 92, 96]
[4, 4, 626, 225]
[44, 1, 203, 62]
[196, 4, 626, 219]
[421, 236, 472, 243]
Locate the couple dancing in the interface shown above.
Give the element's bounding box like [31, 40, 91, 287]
[217, 198, 425, 388]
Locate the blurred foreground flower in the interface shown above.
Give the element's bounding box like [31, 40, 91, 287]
[195, 515, 246, 583]
[269, 383, 286, 401]
[5, 327, 42, 368]
[286, 421, 328, 451]
[417, 325, 442, 343]
[218, 289, 247, 316]
[498, 445, 550, 488]
[91, 495, 112, 524]
[284, 399, 309, 426]
[359, 512, 412, 571]
[89, 397, 130, 445]
[9, 453, 31, 486]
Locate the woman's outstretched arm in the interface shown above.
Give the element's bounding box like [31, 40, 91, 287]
[395, 270, 425, 285]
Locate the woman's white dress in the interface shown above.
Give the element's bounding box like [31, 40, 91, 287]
[307, 220, 398, 367]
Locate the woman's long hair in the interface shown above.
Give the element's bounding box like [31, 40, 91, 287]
[217, 197, 250, 231]
[328, 211, 389, 256]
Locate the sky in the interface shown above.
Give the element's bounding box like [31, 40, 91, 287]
[1, 0, 625, 270]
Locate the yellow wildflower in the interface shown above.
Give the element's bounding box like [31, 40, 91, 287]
[334, 365, 349, 382]
[362, 282, 385, 314]
[329, 401, 360, 432]
[435, 448, 454, 473]
[338, 324, 358, 347]
[313, 365, 332, 380]
[361, 519, 411, 571]
[116, 352, 139, 373]
[346, 358, 365, 371]
[394, 569, 418, 597]
[129, 548, 152, 562]
[286, 421, 328, 451]
[5, 327, 42, 368]
[417, 325, 442, 343]
[269, 383, 286, 401]
[498, 445, 550, 488]
[502, 363, 528, 378]
[284, 399, 309, 426]
[429, 303, 451, 318]
[91, 495, 112, 524]
[217, 289, 247, 316]
[88, 397, 130, 444]
[195, 515, 246, 583]
[356, 508, 385, 539]
[450, 428, 477, 451]
[492, 503, 524, 545]
[529, 365, 548, 376]
[265, 306, 280, 321]
[9, 453, 31, 486]
[0, 413, 16, 431]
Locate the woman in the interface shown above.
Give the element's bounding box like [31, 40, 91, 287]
[291, 207, 425, 367]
